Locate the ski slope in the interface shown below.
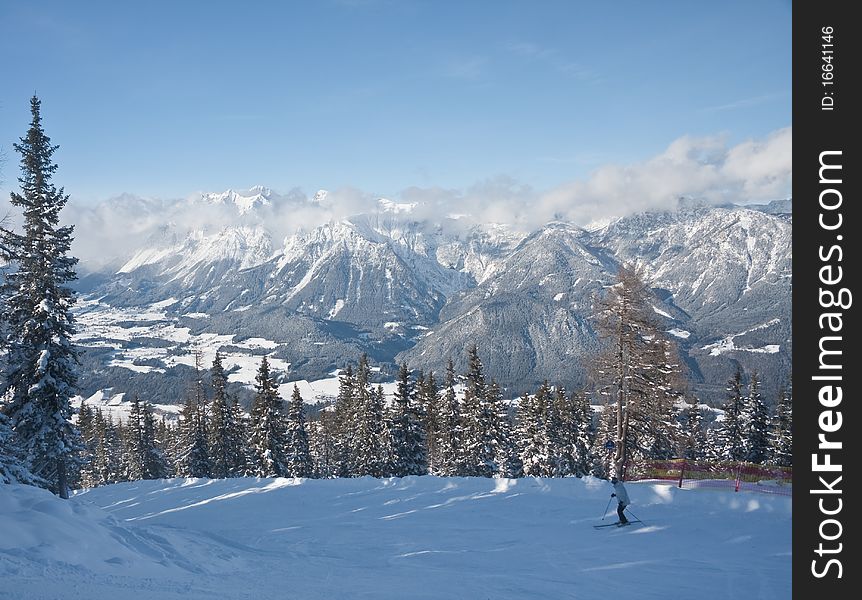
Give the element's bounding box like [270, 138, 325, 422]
[0, 476, 791, 599]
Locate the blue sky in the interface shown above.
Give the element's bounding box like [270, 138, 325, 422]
[0, 0, 791, 204]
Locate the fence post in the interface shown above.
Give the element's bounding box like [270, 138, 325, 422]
[734, 463, 741, 492]
[678, 459, 685, 489]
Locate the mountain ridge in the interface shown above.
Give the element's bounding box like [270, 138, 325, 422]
[72, 190, 792, 406]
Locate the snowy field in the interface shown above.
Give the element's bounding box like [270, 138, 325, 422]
[0, 477, 791, 599]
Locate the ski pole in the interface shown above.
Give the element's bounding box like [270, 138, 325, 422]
[624, 506, 645, 524]
[601, 495, 613, 520]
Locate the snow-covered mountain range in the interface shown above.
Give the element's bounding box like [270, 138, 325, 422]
[72, 188, 791, 408]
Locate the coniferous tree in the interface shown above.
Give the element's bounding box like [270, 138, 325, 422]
[389, 362, 427, 477]
[155, 416, 174, 478]
[769, 383, 792, 467]
[461, 344, 488, 476]
[124, 395, 146, 481]
[310, 409, 338, 478]
[710, 368, 747, 462]
[89, 410, 123, 485]
[140, 400, 169, 479]
[569, 390, 596, 477]
[285, 384, 312, 477]
[333, 364, 357, 477]
[1, 410, 38, 485]
[417, 371, 441, 474]
[435, 358, 463, 476]
[354, 374, 390, 478]
[592, 267, 685, 478]
[591, 399, 618, 479]
[175, 392, 210, 478]
[175, 353, 211, 478]
[677, 401, 708, 461]
[0, 96, 82, 498]
[488, 380, 522, 478]
[743, 372, 770, 464]
[208, 352, 245, 478]
[518, 383, 551, 477]
[544, 385, 567, 476]
[248, 356, 288, 477]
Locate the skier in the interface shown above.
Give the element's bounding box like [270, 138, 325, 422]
[610, 476, 630, 525]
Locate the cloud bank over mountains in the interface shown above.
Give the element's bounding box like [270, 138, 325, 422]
[49, 126, 790, 269]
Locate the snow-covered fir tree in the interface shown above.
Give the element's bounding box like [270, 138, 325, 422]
[743, 372, 770, 464]
[416, 371, 440, 474]
[568, 390, 596, 477]
[709, 368, 747, 462]
[140, 399, 170, 479]
[434, 359, 463, 476]
[309, 409, 338, 478]
[768, 383, 792, 467]
[353, 359, 391, 477]
[1, 410, 39, 485]
[389, 362, 427, 477]
[174, 355, 211, 478]
[333, 364, 358, 477]
[488, 380, 522, 478]
[248, 356, 288, 477]
[0, 96, 83, 498]
[517, 382, 551, 477]
[677, 401, 708, 461]
[123, 396, 146, 481]
[284, 384, 312, 477]
[208, 352, 246, 478]
[175, 391, 211, 478]
[461, 344, 489, 477]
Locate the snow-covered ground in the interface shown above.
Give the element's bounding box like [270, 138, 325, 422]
[1, 476, 791, 599]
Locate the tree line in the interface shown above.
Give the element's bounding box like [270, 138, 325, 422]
[69, 342, 792, 489]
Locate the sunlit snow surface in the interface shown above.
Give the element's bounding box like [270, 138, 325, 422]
[1, 477, 791, 599]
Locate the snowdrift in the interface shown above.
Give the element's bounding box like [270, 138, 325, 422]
[1, 476, 791, 599]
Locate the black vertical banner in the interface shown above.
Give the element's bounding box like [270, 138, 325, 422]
[793, 2, 857, 597]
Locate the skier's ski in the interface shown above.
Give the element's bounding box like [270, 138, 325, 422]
[593, 521, 639, 529]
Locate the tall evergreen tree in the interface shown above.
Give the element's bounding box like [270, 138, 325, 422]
[140, 400, 169, 479]
[677, 401, 708, 461]
[1, 410, 39, 485]
[389, 362, 427, 477]
[285, 384, 312, 477]
[768, 383, 792, 467]
[175, 392, 211, 478]
[434, 358, 463, 476]
[569, 390, 596, 477]
[518, 383, 551, 477]
[333, 363, 357, 477]
[124, 396, 146, 481]
[309, 409, 338, 479]
[0, 96, 82, 498]
[416, 371, 441, 474]
[743, 372, 770, 464]
[461, 344, 488, 476]
[248, 356, 288, 477]
[354, 381, 391, 478]
[711, 368, 747, 462]
[208, 352, 245, 478]
[488, 380, 522, 478]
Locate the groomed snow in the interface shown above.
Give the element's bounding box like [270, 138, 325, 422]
[1, 476, 791, 599]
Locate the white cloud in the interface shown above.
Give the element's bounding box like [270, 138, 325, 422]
[37, 126, 790, 270]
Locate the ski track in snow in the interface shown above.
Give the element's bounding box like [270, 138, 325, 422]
[1, 476, 791, 600]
